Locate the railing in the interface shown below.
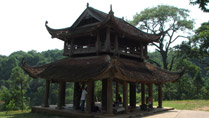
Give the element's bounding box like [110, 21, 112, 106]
[63, 43, 146, 59]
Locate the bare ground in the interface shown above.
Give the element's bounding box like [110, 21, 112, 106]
[143, 110, 209, 118]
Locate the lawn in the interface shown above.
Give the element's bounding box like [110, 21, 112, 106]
[153, 100, 209, 111]
[0, 100, 209, 118]
[0, 110, 66, 118]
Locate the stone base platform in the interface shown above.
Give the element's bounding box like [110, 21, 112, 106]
[31, 104, 174, 118]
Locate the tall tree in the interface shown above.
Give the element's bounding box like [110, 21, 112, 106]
[8, 66, 30, 111]
[190, 0, 209, 12]
[131, 5, 194, 70]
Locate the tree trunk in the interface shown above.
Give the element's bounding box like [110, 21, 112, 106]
[161, 51, 168, 70]
[21, 82, 24, 111]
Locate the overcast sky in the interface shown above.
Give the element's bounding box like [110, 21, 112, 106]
[0, 0, 208, 56]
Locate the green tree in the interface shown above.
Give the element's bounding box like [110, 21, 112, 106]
[131, 5, 194, 70]
[190, 0, 209, 12]
[191, 22, 209, 58]
[8, 66, 31, 111]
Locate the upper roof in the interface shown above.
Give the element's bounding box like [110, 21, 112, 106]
[22, 55, 184, 84]
[45, 5, 161, 43]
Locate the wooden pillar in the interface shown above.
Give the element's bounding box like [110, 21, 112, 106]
[114, 35, 118, 56]
[64, 41, 67, 55]
[106, 78, 113, 115]
[86, 80, 93, 113]
[61, 82, 66, 106]
[102, 79, 107, 110]
[140, 43, 143, 58]
[92, 81, 95, 105]
[57, 82, 64, 109]
[141, 83, 145, 105]
[158, 84, 163, 108]
[145, 45, 148, 58]
[70, 39, 74, 57]
[73, 82, 81, 110]
[130, 82, 136, 108]
[43, 80, 50, 107]
[96, 33, 101, 55]
[105, 27, 111, 52]
[148, 84, 153, 108]
[123, 81, 128, 113]
[116, 81, 119, 101]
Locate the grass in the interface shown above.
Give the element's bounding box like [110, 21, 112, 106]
[0, 110, 67, 118]
[0, 100, 209, 117]
[153, 100, 209, 111]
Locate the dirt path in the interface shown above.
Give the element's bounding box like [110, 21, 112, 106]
[143, 110, 209, 118]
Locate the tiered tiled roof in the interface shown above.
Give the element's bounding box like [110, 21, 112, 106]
[45, 6, 161, 43]
[22, 55, 184, 83]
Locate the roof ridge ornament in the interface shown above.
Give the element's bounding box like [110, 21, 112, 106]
[45, 21, 48, 25]
[87, 3, 89, 8]
[110, 4, 112, 11]
[109, 4, 114, 15]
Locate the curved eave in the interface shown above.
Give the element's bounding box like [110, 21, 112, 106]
[21, 58, 49, 78]
[21, 56, 112, 82]
[22, 56, 184, 84]
[45, 21, 70, 41]
[91, 12, 162, 43]
[116, 58, 185, 84]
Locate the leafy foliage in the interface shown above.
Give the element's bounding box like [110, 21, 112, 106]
[130, 5, 194, 70]
[190, 0, 209, 12]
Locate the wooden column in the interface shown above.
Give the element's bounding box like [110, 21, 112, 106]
[106, 78, 113, 115]
[158, 84, 163, 108]
[57, 81, 64, 109]
[145, 45, 148, 58]
[61, 82, 66, 106]
[64, 41, 67, 55]
[114, 35, 118, 56]
[148, 84, 153, 108]
[130, 82, 136, 108]
[96, 33, 101, 55]
[86, 80, 93, 113]
[140, 43, 143, 58]
[123, 81, 128, 113]
[73, 82, 81, 110]
[105, 27, 111, 52]
[141, 83, 145, 105]
[116, 81, 119, 101]
[102, 79, 107, 110]
[43, 80, 50, 107]
[70, 39, 74, 57]
[92, 81, 95, 105]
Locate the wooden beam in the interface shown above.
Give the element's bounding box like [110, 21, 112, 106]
[141, 83, 145, 105]
[123, 81, 128, 113]
[43, 80, 50, 107]
[158, 84, 163, 108]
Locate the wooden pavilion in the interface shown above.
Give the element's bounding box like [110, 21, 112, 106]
[22, 4, 184, 115]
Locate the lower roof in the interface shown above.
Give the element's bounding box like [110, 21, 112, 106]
[22, 55, 184, 84]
